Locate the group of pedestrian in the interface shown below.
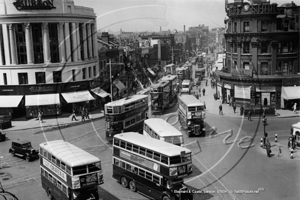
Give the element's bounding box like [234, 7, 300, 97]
[71, 107, 90, 122]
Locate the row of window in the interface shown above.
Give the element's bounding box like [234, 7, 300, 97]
[114, 158, 161, 185]
[0, 23, 95, 65]
[228, 19, 297, 33]
[41, 167, 68, 197]
[124, 112, 147, 129]
[40, 147, 101, 176]
[105, 97, 148, 114]
[144, 124, 160, 140]
[2, 66, 96, 85]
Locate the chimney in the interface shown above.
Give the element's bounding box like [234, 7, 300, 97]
[101, 32, 109, 43]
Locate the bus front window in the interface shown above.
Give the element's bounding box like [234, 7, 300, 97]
[107, 122, 123, 131]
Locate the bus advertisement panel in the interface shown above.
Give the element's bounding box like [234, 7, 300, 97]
[112, 132, 193, 200]
[150, 80, 170, 115]
[161, 75, 179, 104]
[104, 95, 149, 141]
[143, 118, 184, 146]
[39, 140, 103, 200]
[178, 95, 206, 137]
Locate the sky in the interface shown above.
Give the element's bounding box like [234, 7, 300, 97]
[74, 0, 292, 33]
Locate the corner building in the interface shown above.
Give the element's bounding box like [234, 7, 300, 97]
[0, 0, 98, 118]
[221, 0, 300, 113]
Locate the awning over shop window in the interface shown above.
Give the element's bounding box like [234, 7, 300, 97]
[61, 91, 95, 103]
[256, 86, 276, 92]
[147, 68, 156, 76]
[0, 95, 23, 108]
[91, 87, 110, 98]
[113, 80, 126, 92]
[281, 86, 300, 100]
[25, 94, 60, 106]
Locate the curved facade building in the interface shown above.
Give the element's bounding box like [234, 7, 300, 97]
[0, 0, 99, 118]
[220, 0, 300, 113]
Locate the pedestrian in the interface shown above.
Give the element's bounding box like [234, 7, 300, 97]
[233, 102, 236, 113]
[202, 88, 206, 96]
[85, 108, 90, 120]
[247, 109, 252, 121]
[38, 111, 43, 123]
[81, 108, 85, 122]
[71, 109, 77, 121]
[240, 105, 244, 116]
[219, 104, 223, 115]
[266, 142, 271, 158]
[293, 103, 297, 113]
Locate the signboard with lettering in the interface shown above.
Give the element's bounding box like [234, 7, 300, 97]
[79, 173, 98, 187]
[234, 86, 251, 99]
[231, 69, 252, 77]
[13, 0, 56, 10]
[120, 150, 160, 172]
[43, 158, 67, 181]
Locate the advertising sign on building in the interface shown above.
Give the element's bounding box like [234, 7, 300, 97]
[234, 86, 251, 99]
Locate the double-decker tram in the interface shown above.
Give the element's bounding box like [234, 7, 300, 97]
[178, 95, 206, 137]
[164, 64, 176, 75]
[104, 95, 149, 141]
[113, 132, 193, 200]
[150, 80, 170, 115]
[176, 66, 191, 81]
[161, 75, 179, 104]
[143, 118, 184, 146]
[39, 140, 104, 200]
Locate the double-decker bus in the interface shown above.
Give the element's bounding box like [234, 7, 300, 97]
[164, 64, 176, 75]
[161, 75, 179, 104]
[39, 140, 103, 200]
[150, 80, 170, 115]
[178, 95, 206, 137]
[195, 68, 205, 81]
[176, 66, 191, 81]
[112, 132, 193, 200]
[181, 80, 192, 95]
[104, 95, 149, 141]
[143, 118, 184, 146]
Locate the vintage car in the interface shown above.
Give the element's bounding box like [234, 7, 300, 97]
[9, 140, 39, 161]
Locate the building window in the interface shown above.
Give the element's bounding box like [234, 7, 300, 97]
[15, 24, 27, 64]
[93, 66, 96, 76]
[278, 41, 293, 53]
[79, 24, 84, 60]
[36, 72, 46, 84]
[72, 69, 76, 81]
[86, 24, 90, 58]
[32, 23, 44, 64]
[48, 23, 60, 63]
[261, 62, 268, 75]
[233, 42, 237, 53]
[234, 61, 237, 69]
[91, 24, 94, 58]
[18, 73, 28, 84]
[243, 62, 250, 70]
[3, 73, 7, 85]
[243, 22, 250, 32]
[69, 23, 74, 62]
[243, 42, 250, 54]
[53, 71, 62, 83]
[234, 22, 237, 32]
[261, 21, 268, 32]
[88, 67, 91, 78]
[82, 68, 86, 79]
[261, 42, 268, 53]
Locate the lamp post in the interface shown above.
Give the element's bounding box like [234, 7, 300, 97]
[262, 116, 268, 146]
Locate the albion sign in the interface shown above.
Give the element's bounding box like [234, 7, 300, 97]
[13, 0, 56, 10]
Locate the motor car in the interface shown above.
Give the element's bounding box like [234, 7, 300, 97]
[0, 130, 6, 142]
[9, 140, 39, 161]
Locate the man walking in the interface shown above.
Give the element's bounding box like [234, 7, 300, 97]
[85, 108, 90, 120]
[247, 109, 252, 121]
[219, 104, 223, 115]
[81, 108, 85, 122]
[233, 102, 236, 113]
[206, 79, 208, 87]
[293, 103, 297, 113]
[240, 105, 244, 116]
[202, 88, 206, 96]
[71, 109, 77, 121]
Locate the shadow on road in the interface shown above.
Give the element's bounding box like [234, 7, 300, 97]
[98, 187, 120, 200]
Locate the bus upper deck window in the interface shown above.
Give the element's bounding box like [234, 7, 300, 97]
[72, 165, 87, 175]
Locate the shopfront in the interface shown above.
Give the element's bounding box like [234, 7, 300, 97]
[281, 86, 300, 109]
[224, 83, 233, 103]
[255, 86, 276, 107]
[0, 95, 24, 116]
[234, 85, 251, 106]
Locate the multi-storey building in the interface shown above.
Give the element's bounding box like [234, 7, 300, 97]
[220, 0, 300, 113]
[0, 0, 99, 118]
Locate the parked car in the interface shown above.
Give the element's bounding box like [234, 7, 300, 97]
[0, 130, 6, 142]
[9, 140, 39, 161]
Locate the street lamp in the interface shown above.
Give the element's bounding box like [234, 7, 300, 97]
[262, 116, 268, 146]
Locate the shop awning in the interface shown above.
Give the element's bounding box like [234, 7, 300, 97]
[147, 68, 156, 76]
[282, 86, 300, 100]
[256, 86, 276, 92]
[113, 80, 126, 92]
[61, 91, 95, 103]
[91, 87, 110, 98]
[25, 94, 60, 106]
[0, 95, 23, 108]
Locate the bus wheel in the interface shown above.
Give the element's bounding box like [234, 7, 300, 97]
[162, 195, 171, 200]
[129, 180, 137, 192]
[121, 176, 128, 188]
